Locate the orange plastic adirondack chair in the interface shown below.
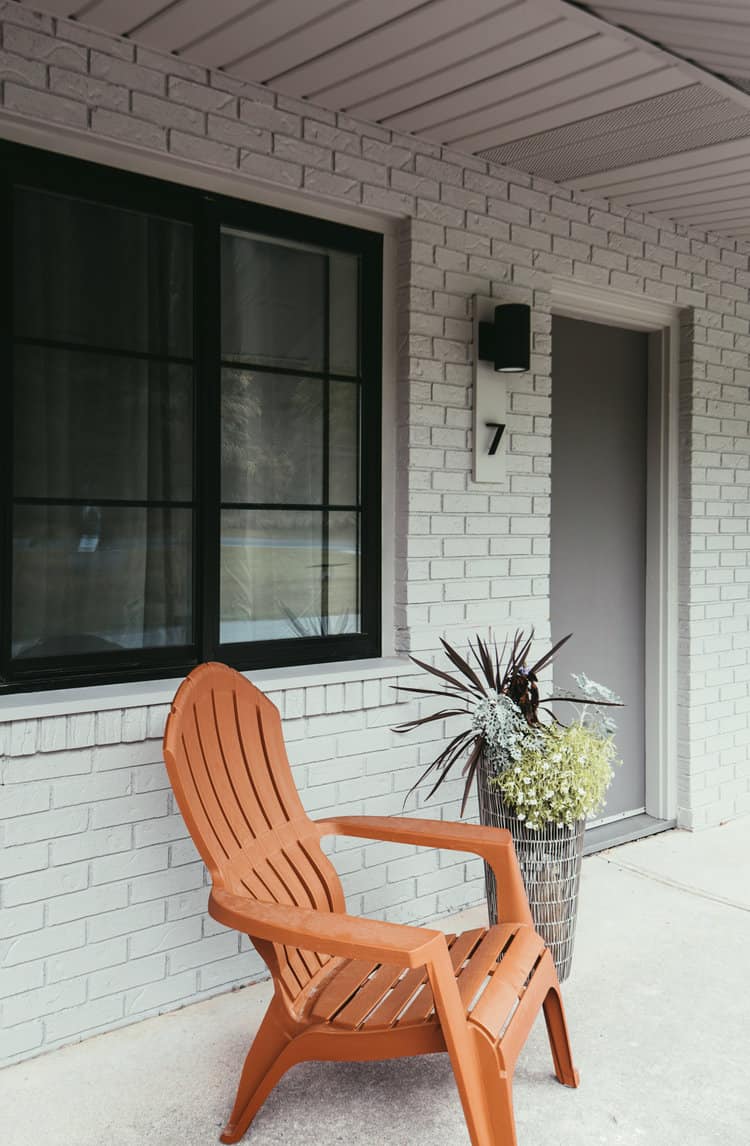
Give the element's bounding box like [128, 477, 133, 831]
[163, 663, 579, 1145]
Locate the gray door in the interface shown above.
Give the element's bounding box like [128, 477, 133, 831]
[550, 316, 648, 820]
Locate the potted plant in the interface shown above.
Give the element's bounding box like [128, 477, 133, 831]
[396, 631, 620, 980]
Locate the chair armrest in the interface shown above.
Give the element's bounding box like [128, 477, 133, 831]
[317, 815, 533, 927]
[318, 814, 512, 854]
[209, 888, 445, 969]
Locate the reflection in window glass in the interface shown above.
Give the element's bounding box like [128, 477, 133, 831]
[14, 188, 193, 357]
[220, 510, 323, 643]
[221, 229, 359, 376]
[12, 506, 192, 657]
[329, 382, 359, 505]
[329, 252, 358, 376]
[328, 512, 360, 634]
[221, 231, 327, 371]
[221, 370, 323, 505]
[14, 347, 193, 502]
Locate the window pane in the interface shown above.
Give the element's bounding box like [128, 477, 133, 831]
[221, 230, 326, 371]
[329, 382, 359, 505]
[328, 512, 360, 635]
[14, 188, 193, 357]
[221, 369, 323, 505]
[14, 347, 193, 502]
[329, 252, 359, 376]
[220, 510, 323, 643]
[12, 506, 192, 657]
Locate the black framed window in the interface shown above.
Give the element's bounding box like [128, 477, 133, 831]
[0, 142, 382, 692]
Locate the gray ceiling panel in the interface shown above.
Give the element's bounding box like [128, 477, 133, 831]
[127, 0, 266, 49]
[623, 169, 750, 209]
[587, 2, 750, 82]
[62, 1, 173, 34]
[227, 0, 430, 81]
[340, 14, 588, 121]
[273, 0, 513, 100]
[382, 35, 633, 135]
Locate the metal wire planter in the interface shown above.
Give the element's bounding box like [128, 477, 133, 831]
[477, 754, 585, 982]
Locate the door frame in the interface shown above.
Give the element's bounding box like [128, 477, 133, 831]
[550, 278, 680, 824]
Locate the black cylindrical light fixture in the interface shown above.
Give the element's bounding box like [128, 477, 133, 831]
[478, 303, 530, 373]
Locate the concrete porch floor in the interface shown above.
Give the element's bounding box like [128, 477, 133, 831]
[2, 821, 749, 1146]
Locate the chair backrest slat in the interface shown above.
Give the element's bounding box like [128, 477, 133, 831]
[188, 696, 252, 859]
[164, 663, 345, 998]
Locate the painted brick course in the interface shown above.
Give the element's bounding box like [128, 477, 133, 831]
[0, 0, 749, 1066]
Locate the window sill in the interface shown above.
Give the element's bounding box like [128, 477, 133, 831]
[0, 657, 414, 724]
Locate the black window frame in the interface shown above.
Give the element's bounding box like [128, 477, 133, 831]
[0, 140, 382, 694]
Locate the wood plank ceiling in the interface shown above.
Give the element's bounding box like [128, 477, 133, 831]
[20, 0, 750, 242]
[588, 0, 750, 84]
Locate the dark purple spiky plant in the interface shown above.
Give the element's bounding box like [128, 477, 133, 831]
[395, 629, 571, 815]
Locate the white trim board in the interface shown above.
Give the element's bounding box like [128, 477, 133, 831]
[550, 278, 680, 824]
[550, 277, 679, 332]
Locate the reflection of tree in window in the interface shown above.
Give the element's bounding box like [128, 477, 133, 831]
[222, 370, 324, 506]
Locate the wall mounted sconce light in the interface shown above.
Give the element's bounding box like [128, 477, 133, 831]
[477, 303, 531, 373]
[473, 297, 530, 483]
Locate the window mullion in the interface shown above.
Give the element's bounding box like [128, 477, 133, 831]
[197, 196, 222, 663]
[358, 235, 382, 649]
[0, 169, 13, 683]
[321, 254, 331, 637]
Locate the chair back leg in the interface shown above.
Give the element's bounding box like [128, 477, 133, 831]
[542, 985, 580, 1089]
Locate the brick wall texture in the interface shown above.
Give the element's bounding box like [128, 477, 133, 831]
[1, 0, 749, 1064]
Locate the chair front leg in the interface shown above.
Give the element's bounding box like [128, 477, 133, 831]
[427, 945, 497, 1146]
[220, 992, 300, 1144]
[471, 1029, 518, 1146]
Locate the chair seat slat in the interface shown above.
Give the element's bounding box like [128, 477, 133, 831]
[334, 963, 407, 1030]
[308, 957, 377, 1023]
[469, 928, 546, 1040]
[456, 924, 517, 1009]
[361, 963, 431, 1030]
[396, 929, 485, 1026]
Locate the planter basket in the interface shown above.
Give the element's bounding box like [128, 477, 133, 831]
[477, 754, 584, 982]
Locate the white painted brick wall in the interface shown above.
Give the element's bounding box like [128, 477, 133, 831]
[1, 0, 749, 1064]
